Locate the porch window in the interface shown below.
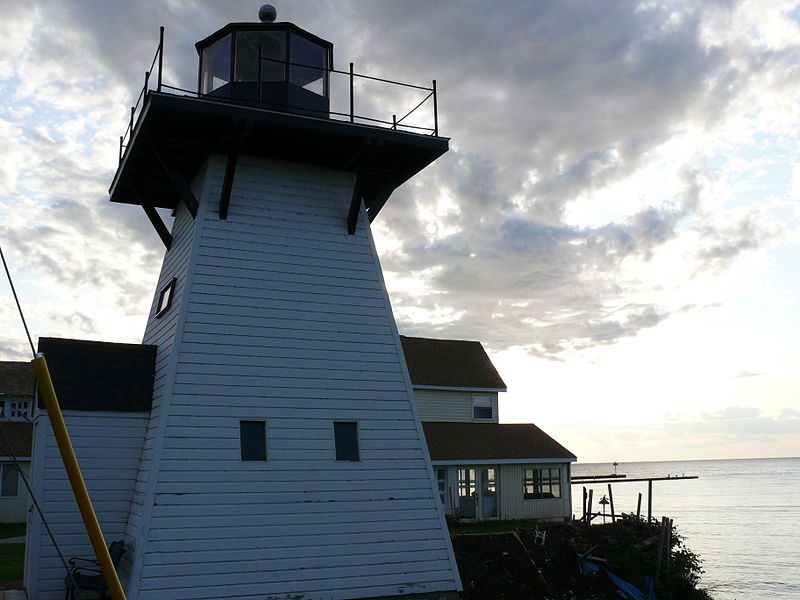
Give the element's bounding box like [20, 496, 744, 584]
[0, 463, 19, 498]
[472, 394, 493, 420]
[457, 468, 477, 498]
[436, 468, 448, 505]
[523, 467, 561, 499]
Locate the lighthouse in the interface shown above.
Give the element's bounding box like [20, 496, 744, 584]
[93, 6, 459, 600]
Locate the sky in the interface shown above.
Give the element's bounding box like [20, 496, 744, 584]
[0, 0, 798, 463]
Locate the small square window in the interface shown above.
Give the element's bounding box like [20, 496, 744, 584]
[155, 277, 177, 318]
[472, 394, 493, 420]
[334, 422, 359, 461]
[240, 421, 267, 461]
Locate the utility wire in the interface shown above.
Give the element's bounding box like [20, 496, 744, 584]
[0, 244, 35, 358]
[0, 243, 87, 598]
[0, 421, 85, 599]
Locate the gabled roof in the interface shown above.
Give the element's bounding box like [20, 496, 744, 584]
[0, 362, 34, 397]
[0, 421, 33, 459]
[37, 338, 157, 413]
[422, 422, 576, 462]
[400, 336, 507, 390]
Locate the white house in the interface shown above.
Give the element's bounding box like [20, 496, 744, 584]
[400, 336, 576, 522]
[25, 7, 460, 600]
[0, 361, 33, 524]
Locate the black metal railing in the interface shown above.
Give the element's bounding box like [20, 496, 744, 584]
[118, 28, 441, 166]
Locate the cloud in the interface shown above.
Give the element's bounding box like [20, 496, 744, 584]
[1, 0, 798, 365]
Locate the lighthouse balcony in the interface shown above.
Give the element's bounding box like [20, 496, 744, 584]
[110, 24, 447, 235]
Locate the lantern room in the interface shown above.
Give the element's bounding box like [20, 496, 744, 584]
[196, 6, 332, 117]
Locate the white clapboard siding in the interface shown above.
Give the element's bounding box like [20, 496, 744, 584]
[414, 388, 499, 423]
[24, 411, 149, 600]
[0, 460, 30, 523]
[119, 155, 460, 600]
[498, 463, 572, 521]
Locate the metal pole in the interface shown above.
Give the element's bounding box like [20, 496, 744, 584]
[119, 136, 123, 162]
[258, 44, 263, 109]
[636, 492, 642, 520]
[32, 355, 127, 600]
[432, 79, 438, 136]
[157, 26, 164, 92]
[647, 479, 653, 523]
[144, 71, 150, 96]
[129, 106, 134, 138]
[392, 114, 397, 130]
[349, 62, 354, 123]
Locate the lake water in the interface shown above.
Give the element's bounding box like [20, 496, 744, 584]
[571, 457, 800, 600]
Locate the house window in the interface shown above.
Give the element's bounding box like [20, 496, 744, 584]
[155, 277, 177, 318]
[1, 463, 19, 498]
[240, 420, 267, 461]
[436, 468, 448, 505]
[523, 467, 561, 499]
[472, 394, 493, 420]
[334, 422, 359, 461]
[10, 401, 29, 419]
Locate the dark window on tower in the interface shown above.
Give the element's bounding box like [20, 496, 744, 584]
[240, 420, 267, 461]
[155, 277, 177, 318]
[333, 421, 359, 461]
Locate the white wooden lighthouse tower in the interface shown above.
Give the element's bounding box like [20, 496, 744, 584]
[106, 6, 460, 600]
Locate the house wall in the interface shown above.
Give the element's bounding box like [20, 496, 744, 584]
[23, 410, 149, 600]
[435, 462, 572, 522]
[497, 463, 572, 521]
[0, 460, 30, 523]
[125, 155, 460, 600]
[413, 388, 499, 423]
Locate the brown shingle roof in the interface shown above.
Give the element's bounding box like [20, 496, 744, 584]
[422, 422, 576, 462]
[0, 362, 34, 397]
[0, 421, 33, 459]
[400, 336, 506, 390]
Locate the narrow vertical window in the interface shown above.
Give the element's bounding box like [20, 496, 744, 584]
[155, 277, 177, 318]
[240, 420, 267, 461]
[333, 421, 359, 461]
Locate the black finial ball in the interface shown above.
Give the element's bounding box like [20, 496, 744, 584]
[259, 4, 277, 22]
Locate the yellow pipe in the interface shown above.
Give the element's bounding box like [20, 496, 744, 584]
[32, 354, 127, 600]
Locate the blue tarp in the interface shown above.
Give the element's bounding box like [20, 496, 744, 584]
[579, 559, 656, 600]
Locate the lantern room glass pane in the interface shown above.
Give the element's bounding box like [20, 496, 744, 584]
[200, 33, 232, 95]
[289, 33, 328, 96]
[235, 31, 286, 83]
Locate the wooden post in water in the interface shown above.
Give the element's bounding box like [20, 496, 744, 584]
[607, 483, 616, 523]
[656, 516, 669, 573]
[582, 486, 587, 522]
[636, 492, 642, 520]
[586, 489, 594, 524]
[665, 518, 673, 572]
[647, 480, 653, 522]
